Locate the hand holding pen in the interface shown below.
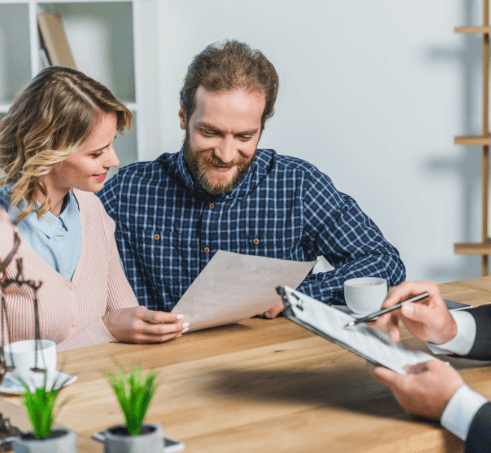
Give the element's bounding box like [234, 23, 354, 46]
[373, 281, 457, 344]
[344, 292, 429, 329]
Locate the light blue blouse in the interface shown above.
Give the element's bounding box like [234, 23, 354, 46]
[0, 187, 82, 281]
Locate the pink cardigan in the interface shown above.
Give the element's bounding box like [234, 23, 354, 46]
[0, 190, 138, 351]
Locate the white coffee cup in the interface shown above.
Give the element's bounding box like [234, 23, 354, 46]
[3, 339, 57, 390]
[344, 277, 388, 315]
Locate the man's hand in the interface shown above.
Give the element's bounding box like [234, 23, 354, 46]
[368, 360, 465, 420]
[259, 300, 285, 319]
[102, 306, 187, 343]
[376, 281, 457, 344]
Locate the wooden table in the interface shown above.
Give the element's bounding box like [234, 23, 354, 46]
[4, 276, 491, 452]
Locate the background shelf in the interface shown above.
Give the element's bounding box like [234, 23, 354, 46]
[0, 3, 31, 105]
[0, 0, 143, 175]
[455, 241, 491, 255]
[455, 26, 491, 33]
[455, 135, 491, 145]
[37, 2, 136, 103]
[453, 1, 491, 274]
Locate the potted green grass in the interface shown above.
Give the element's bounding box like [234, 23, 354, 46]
[104, 365, 161, 453]
[12, 375, 77, 453]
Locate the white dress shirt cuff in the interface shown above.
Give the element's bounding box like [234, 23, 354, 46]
[441, 385, 488, 441]
[426, 310, 476, 356]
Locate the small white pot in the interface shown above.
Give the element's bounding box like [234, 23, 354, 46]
[104, 423, 162, 453]
[13, 429, 77, 453]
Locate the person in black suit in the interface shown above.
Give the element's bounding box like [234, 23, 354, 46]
[369, 281, 491, 452]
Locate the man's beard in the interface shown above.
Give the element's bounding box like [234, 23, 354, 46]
[183, 130, 256, 195]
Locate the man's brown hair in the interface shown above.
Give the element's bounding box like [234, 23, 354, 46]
[180, 40, 279, 130]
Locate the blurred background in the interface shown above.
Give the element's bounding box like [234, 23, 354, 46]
[0, 0, 485, 283]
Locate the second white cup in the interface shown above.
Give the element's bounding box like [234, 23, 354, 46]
[344, 277, 388, 315]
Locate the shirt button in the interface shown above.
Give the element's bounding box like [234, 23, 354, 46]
[209, 203, 214, 209]
[253, 238, 260, 245]
[154, 234, 160, 241]
[69, 284, 75, 290]
[72, 321, 77, 327]
[203, 247, 210, 254]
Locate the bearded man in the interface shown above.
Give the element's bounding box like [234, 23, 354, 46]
[97, 40, 405, 319]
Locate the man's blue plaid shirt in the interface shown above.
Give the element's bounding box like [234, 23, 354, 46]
[97, 148, 405, 312]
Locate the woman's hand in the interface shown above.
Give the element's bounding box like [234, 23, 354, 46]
[102, 306, 187, 344]
[376, 281, 457, 344]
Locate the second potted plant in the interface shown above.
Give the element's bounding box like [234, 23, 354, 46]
[104, 365, 161, 453]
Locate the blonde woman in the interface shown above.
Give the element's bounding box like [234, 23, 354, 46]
[0, 66, 187, 351]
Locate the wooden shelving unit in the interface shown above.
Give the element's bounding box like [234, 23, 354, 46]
[454, 0, 491, 275]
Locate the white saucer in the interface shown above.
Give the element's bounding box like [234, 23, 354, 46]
[0, 435, 20, 446]
[350, 313, 379, 320]
[333, 305, 379, 320]
[0, 370, 77, 395]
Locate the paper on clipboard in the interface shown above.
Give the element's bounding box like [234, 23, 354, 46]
[171, 251, 316, 331]
[282, 286, 435, 374]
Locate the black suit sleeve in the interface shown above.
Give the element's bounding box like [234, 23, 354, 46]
[464, 305, 491, 360]
[466, 402, 491, 452]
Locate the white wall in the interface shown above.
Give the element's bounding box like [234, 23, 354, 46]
[141, 0, 485, 284]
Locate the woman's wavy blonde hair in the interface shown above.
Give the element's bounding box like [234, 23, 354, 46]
[0, 66, 133, 222]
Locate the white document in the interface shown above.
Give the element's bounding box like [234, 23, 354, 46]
[171, 251, 316, 331]
[283, 286, 435, 374]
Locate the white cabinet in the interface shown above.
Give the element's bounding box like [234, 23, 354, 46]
[0, 0, 145, 175]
